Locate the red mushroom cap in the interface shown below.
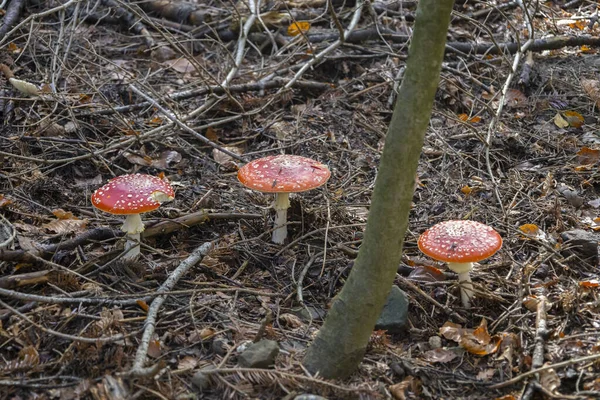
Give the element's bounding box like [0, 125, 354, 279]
[237, 155, 331, 193]
[417, 220, 502, 263]
[91, 174, 174, 215]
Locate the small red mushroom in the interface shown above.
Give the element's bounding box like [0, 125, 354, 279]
[238, 155, 331, 244]
[418, 220, 502, 308]
[91, 174, 174, 260]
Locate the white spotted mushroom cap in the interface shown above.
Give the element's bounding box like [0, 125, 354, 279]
[237, 155, 331, 193]
[91, 174, 174, 215]
[418, 220, 502, 263]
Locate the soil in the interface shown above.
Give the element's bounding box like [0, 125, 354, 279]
[1, 0, 600, 399]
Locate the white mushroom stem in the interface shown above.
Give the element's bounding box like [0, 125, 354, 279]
[447, 262, 474, 308]
[121, 213, 145, 261]
[272, 192, 290, 244]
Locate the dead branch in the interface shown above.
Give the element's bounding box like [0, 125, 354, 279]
[126, 241, 213, 376]
[0, 0, 26, 40]
[0, 298, 132, 344]
[0, 212, 260, 265]
[0, 270, 50, 289]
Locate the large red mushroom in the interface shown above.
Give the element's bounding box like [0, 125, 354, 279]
[238, 155, 331, 244]
[91, 174, 174, 261]
[418, 220, 502, 308]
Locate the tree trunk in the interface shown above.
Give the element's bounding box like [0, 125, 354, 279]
[302, 0, 455, 379]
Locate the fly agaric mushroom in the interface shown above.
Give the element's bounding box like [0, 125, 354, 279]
[237, 155, 331, 244]
[418, 220, 502, 308]
[91, 174, 174, 261]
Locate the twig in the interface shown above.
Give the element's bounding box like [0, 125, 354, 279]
[128, 84, 245, 161]
[0, 299, 129, 343]
[397, 275, 467, 323]
[0, 285, 279, 307]
[282, 0, 363, 90]
[126, 241, 213, 376]
[483, 0, 535, 215]
[0, 0, 81, 48]
[0, 0, 26, 40]
[489, 353, 600, 389]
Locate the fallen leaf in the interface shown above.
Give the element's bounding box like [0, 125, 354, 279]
[504, 88, 527, 108]
[136, 300, 149, 312]
[553, 112, 569, 128]
[588, 198, 600, 208]
[408, 265, 445, 282]
[0, 194, 13, 208]
[476, 368, 496, 381]
[439, 321, 464, 342]
[287, 21, 310, 36]
[494, 395, 517, 400]
[52, 209, 78, 220]
[577, 147, 600, 165]
[279, 313, 304, 328]
[563, 111, 584, 128]
[539, 366, 561, 393]
[389, 376, 419, 400]
[124, 150, 182, 170]
[43, 219, 88, 234]
[163, 57, 195, 74]
[579, 279, 600, 288]
[147, 339, 162, 358]
[177, 356, 198, 370]
[9, 78, 39, 96]
[581, 79, 600, 107]
[212, 146, 243, 171]
[422, 348, 458, 363]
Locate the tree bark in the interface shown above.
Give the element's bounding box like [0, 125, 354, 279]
[302, 0, 455, 379]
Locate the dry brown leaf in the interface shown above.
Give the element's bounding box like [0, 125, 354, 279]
[539, 366, 561, 393]
[389, 376, 419, 400]
[422, 348, 458, 363]
[177, 356, 198, 370]
[279, 313, 304, 328]
[147, 339, 162, 358]
[189, 327, 216, 343]
[439, 321, 464, 342]
[553, 112, 569, 128]
[476, 368, 496, 381]
[504, 88, 527, 108]
[581, 78, 600, 107]
[577, 147, 600, 165]
[124, 150, 182, 170]
[43, 219, 88, 234]
[563, 110, 584, 128]
[408, 265, 446, 282]
[212, 146, 243, 171]
[52, 209, 78, 220]
[163, 57, 195, 74]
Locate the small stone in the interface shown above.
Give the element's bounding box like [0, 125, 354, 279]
[560, 229, 599, 263]
[375, 286, 409, 334]
[238, 340, 279, 368]
[429, 336, 442, 349]
[293, 306, 327, 322]
[294, 395, 329, 400]
[191, 366, 216, 391]
[211, 338, 228, 356]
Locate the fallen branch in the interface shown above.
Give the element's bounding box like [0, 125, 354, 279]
[0, 0, 26, 40]
[0, 211, 260, 264]
[126, 241, 213, 376]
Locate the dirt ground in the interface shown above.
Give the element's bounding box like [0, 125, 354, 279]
[1, 0, 600, 399]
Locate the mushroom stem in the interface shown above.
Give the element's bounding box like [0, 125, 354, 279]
[121, 214, 145, 261]
[124, 232, 141, 261]
[447, 262, 474, 308]
[272, 192, 291, 244]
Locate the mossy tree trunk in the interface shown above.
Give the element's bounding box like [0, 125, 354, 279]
[302, 0, 455, 379]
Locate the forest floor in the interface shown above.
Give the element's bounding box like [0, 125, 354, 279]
[1, 0, 600, 399]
